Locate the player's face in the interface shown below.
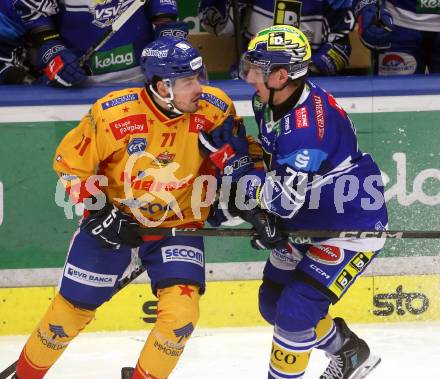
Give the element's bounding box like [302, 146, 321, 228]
[246, 67, 271, 103]
[172, 74, 203, 113]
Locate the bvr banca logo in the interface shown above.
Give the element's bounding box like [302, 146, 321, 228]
[373, 285, 429, 316]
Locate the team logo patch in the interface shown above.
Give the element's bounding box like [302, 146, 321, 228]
[152, 151, 176, 166]
[127, 137, 147, 155]
[161, 245, 204, 267]
[306, 245, 344, 265]
[312, 95, 325, 140]
[295, 106, 309, 129]
[200, 93, 228, 112]
[173, 322, 194, 343]
[109, 114, 147, 140]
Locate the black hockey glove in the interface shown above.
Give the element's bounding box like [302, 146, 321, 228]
[80, 203, 143, 250]
[238, 207, 288, 251]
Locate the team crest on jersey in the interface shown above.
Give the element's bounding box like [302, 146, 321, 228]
[127, 137, 147, 155]
[153, 151, 176, 166]
[85, 0, 136, 28]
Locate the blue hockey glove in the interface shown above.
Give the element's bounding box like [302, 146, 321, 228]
[199, 116, 253, 181]
[36, 39, 87, 87]
[311, 41, 351, 75]
[354, 0, 393, 50]
[154, 21, 189, 40]
[81, 203, 143, 250]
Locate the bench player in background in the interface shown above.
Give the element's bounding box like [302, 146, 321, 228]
[12, 0, 189, 86]
[205, 25, 389, 379]
[199, 0, 356, 76]
[354, 0, 440, 75]
[13, 36, 237, 379]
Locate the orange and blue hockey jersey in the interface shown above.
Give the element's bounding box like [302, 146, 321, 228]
[53, 85, 235, 228]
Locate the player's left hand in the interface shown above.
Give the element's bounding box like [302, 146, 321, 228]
[355, 0, 393, 50]
[81, 203, 143, 250]
[199, 116, 254, 181]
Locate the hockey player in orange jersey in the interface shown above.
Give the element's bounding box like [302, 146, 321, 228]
[13, 37, 246, 379]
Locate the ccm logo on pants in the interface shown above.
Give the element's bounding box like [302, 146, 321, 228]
[161, 245, 204, 267]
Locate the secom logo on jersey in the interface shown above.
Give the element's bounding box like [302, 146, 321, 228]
[161, 245, 204, 267]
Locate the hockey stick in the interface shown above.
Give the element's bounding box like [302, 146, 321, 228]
[137, 227, 440, 242]
[78, 0, 148, 67]
[0, 266, 146, 379]
[231, 0, 243, 66]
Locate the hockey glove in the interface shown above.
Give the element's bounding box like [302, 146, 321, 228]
[354, 0, 393, 50]
[239, 207, 288, 250]
[32, 28, 87, 87]
[199, 116, 253, 181]
[311, 40, 351, 75]
[80, 203, 143, 250]
[154, 21, 189, 40]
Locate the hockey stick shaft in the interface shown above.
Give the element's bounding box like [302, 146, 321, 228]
[231, 0, 242, 65]
[138, 228, 440, 240]
[78, 0, 147, 67]
[0, 266, 146, 379]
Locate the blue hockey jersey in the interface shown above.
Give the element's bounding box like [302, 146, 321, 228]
[384, 0, 440, 31]
[13, 0, 178, 82]
[253, 80, 388, 251]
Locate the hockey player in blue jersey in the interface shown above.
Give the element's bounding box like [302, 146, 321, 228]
[204, 25, 388, 378]
[12, 0, 188, 86]
[354, 0, 440, 74]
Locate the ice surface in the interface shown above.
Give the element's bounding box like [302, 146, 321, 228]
[1, 323, 439, 378]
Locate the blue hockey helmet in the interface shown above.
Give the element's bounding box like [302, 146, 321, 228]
[140, 37, 207, 113]
[141, 37, 207, 84]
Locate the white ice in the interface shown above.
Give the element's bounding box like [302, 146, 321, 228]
[1, 323, 440, 378]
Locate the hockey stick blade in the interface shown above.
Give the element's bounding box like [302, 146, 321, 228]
[0, 266, 146, 378]
[138, 228, 440, 241]
[78, 0, 147, 67]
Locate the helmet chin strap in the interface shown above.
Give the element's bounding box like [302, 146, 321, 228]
[149, 79, 183, 115]
[265, 80, 290, 108]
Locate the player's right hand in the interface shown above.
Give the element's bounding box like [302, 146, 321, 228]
[37, 40, 87, 87]
[237, 207, 288, 250]
[199, 116, 253, 181]
[80, 203, 143, 250]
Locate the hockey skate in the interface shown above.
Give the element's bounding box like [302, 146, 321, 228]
[320, 318, 381, 379]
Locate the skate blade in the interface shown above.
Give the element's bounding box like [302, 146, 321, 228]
[351, 354, 381, 379]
